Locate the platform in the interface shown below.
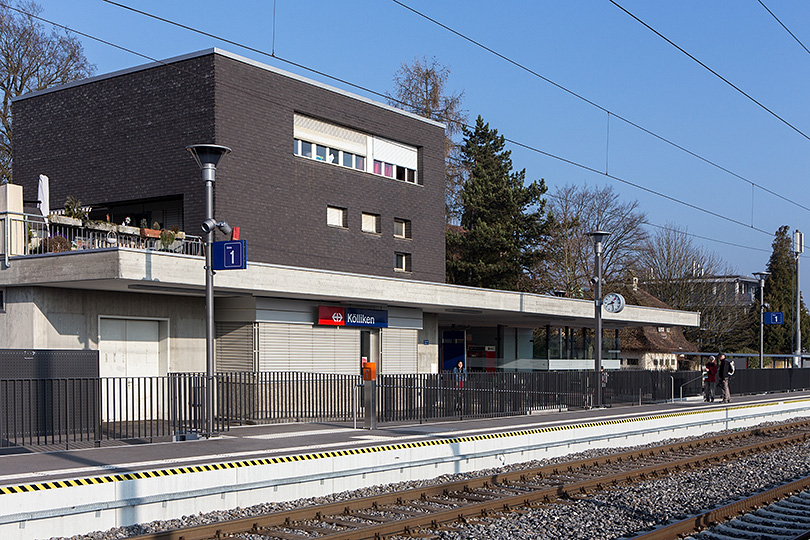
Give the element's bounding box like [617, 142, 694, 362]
[2, 392, 810, 540]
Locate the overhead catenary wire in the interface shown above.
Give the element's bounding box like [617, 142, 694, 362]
[757, 0, 810, 57]
[7, 1, 789, 256]
[389, 0, 810, 215]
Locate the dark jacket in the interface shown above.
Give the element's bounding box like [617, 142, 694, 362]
[718, 358, 734, 380]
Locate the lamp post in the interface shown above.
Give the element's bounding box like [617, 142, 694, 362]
[586, 230, 610, 408]
[186, 144, 231, 438]
[795, 230, 804, 368]
[753, 271, 770, 369]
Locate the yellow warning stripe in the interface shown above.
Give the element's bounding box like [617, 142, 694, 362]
[2, 397, 807, 496]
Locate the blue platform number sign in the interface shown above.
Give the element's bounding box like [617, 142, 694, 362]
[212, 240, 246, 270]
[764, 311, 783, 325]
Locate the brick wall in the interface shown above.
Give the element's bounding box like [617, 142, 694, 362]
[13, 51, 446, 282]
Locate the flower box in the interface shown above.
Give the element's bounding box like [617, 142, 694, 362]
[48, 215, 82, 227]
[140, 228, 161, 239]
[118, 225, 140, 236]
[85, 221, 117, 232]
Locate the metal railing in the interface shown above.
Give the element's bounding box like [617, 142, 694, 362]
[0, 211, 203, 258]
[3, 368, 810, 451]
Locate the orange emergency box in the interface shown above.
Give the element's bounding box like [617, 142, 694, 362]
[362, 362, 377, 381]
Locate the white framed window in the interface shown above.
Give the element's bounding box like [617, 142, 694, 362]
[362, 213, 381, 234]
[293, 114, 417, 184]
[394, 252, 412, 272]
[327, 206, 347, 228]
[394, 218, 412, 239]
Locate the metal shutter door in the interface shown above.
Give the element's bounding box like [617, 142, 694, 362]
[215, 323, 254, 372]
[382, 329, 418, 374]
[258, 323, 360, 374]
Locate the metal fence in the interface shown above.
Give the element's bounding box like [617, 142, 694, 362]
[3, 368, 810, 451]
[0, 211, 203, 258]
[0, 374, 212, 449]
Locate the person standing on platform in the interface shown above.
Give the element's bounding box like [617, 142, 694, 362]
[704, 356, 718, 402]
[453, 360, 467, 414]
[717, 353, 735, 403]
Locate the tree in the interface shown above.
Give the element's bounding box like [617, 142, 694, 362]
[763, 225, 810, 360]
[446, 116, 551, 291]
[637, 223, 754, 351]
[387, 56, 466, 222]
[0, 1, 94, 182]
[537, 183, 647, 297]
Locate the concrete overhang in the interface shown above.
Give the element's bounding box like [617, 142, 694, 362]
[0, 250, 700, 329]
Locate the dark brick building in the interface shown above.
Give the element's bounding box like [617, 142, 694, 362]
[13, 49, 447, 282]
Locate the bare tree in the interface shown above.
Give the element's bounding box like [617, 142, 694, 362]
[0, 1, 94, 182]
[537, 183, 647, 296]
[637, 224, 753, 350]
[387, 56, 466, 222]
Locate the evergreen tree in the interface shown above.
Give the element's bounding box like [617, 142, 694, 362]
[446, 116, 551, 291]
[763, 225, 808, 358]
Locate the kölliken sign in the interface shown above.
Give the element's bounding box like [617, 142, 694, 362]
[318, 306, 389, 328]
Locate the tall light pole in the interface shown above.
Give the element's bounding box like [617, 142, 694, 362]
[587, 230, 610, 408]
[753, 271, 770, 369]
[795, 230, 804, 368]
[186, 144, 231, 438]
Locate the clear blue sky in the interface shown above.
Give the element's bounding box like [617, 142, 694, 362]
[29, 0, 810, 299]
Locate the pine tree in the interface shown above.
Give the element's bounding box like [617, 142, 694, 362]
[763, 225, 807, 357]
[446, 116, 551, 291]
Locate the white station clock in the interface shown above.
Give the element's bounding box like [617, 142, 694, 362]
[603, 292, 626, 313]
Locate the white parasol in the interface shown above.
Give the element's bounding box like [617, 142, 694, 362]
[37, 174, 49, 220]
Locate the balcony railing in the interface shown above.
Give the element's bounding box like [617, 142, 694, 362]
[0, 211, 203, 259]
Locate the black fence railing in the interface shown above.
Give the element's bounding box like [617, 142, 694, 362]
[3, 369, 810, 451]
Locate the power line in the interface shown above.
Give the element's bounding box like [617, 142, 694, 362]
[11, 2, 784, 256]
[389, 0, 810, 215]
[757, 0, 810, 57]
[608, 0, 810, 144]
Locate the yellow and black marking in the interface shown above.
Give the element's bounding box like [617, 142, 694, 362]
[2, 397, 807, 496]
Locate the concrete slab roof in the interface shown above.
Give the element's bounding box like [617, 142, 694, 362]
[0, 250, 700, 330]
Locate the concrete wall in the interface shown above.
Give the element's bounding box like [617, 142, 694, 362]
[0, 287, 205, 372]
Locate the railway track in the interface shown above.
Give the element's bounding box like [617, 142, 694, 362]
[128, 420, 810, 540]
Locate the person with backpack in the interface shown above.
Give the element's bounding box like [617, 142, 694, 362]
[717, 353, 735, 403]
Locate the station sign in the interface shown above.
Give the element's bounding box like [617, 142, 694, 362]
[212, 240, 246, 270]
[318, 306, 388, 328]
[764, 311, 783, 325]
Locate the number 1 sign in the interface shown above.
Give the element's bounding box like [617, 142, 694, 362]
[212, 240, 247, 270]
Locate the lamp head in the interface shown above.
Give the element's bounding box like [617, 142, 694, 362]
[186, 144, 231, 169]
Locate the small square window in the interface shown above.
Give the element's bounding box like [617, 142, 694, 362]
[355, 156, 365, 171]
[394, 218, 412, 239]
[395, 252, 412, 272]
[373, 160, 382, 175]
[315, 145, 327, 161]
[396, 166, 406, 181]
[384, 163, 394, 177]
[327, 206, 347, 228]
[362, 213, 381, 234]
[406, 169, 416, 183]
[301, 141, 312, 158]
[328, 148, 339, 164]
[342, 152, 353, 168]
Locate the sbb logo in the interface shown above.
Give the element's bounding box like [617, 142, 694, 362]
[332, 312, 343, 323]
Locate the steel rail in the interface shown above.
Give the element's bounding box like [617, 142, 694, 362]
[631, 476, 810, 540]
[129, 420, 810, 540]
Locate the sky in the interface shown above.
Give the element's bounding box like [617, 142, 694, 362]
[24, 0, 810, 300]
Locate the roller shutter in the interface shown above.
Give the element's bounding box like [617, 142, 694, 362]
[258, 323, 359, 374]
[372, 137, 417, 169]
[382, 328, 418, 374]
[294, 114, 367, 155]
[215, 323, 255, 371]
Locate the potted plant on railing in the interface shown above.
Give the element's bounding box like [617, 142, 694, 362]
[159, 226, 179, 250]
[140, 219, 161, 239]
[48, 196, 86, 227]
[117, 217, 140, 236]
[84, 219, 117, 233]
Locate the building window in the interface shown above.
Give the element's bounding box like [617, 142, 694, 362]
[327, 206, 347, 228]
[362, 213, 381, 234]
[293, 114, 417, 183]
[394, 218, 412, 239]
[394, 252, 412, 272]
[0, 288, 4, 313]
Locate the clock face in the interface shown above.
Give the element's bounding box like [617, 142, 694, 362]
[603, 293, 625, 313]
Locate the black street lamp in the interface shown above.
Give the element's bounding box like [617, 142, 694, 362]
[186, 144, 231, 437]
[586, 230, 610, 408]
[753, 271, 770, 369]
